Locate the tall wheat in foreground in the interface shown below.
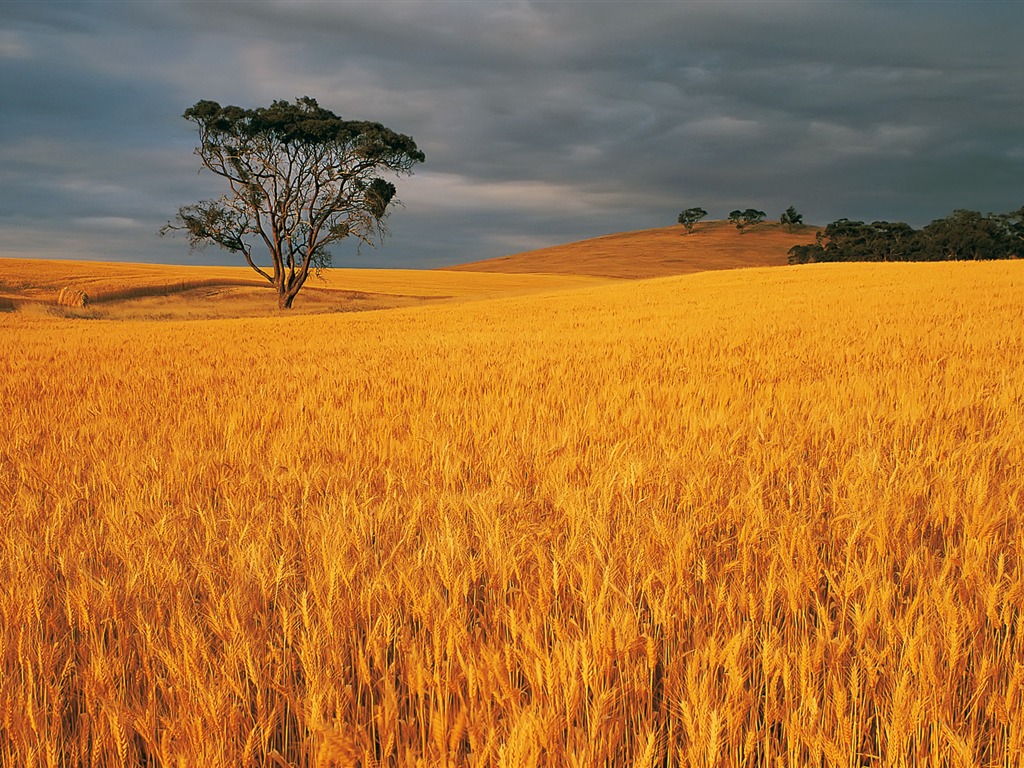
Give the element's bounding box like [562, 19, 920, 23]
[1, 261, 1022, 766]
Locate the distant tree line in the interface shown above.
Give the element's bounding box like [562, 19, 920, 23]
[788, 207, 1024, 264]
[677, 206, 805, 234]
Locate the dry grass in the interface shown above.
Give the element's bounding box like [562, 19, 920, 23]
[1, 260, 1022, 766]
[447, 220, 819, 278]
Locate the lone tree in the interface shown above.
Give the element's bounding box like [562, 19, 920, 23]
[779, 206, 803, 232]
[677, 207, 708, 234]
[162, 97, 425, 309]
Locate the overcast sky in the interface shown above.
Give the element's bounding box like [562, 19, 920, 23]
[2, 1, 1022, 268]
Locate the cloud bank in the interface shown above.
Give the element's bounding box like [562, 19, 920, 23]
[2, 1, 1022, 268]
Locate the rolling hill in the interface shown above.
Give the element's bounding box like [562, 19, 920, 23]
[0, 220, 818, 319]
[447, 220, 820, 278]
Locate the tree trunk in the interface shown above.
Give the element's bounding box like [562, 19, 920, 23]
[275, 267, 308, 309]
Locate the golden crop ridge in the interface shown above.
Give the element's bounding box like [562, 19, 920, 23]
[1, 261, 1022, 766]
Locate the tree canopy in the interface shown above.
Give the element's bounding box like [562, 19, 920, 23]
[779, 206, 803, 232]
[728, 209, 767, 232]
[677, 207, 708, 234]
[162, 97, 425, 308]
[787, 207, 1023, 264]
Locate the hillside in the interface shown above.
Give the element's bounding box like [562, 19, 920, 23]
[447, 220, 819, 278]
[0, 221, 816, 318]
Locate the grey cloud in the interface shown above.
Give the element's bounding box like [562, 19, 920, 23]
[1, 0, 1022, 268]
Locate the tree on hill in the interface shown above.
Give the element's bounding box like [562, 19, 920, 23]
[161, 97, 425, 309]
[922, 209, 1016, 261]
[787, 243, 825, 265]
[779, 206, 803, 232]
[995, 205, 1024, 246]
[808, 218, 923, 262]
[677, 207, 708, 234]
[869, 221, 920, 261]
[819, 219, 881, 261]
[786, 206, 1023, 264]
[729, 208, 767, 232]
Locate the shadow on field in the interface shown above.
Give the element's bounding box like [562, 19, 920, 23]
[42, 282, 446, 321]
[85, 278, 261, 304]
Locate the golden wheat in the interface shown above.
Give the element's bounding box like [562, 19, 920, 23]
[0, 257, 604, 303]
[1, 261, 1022, 766]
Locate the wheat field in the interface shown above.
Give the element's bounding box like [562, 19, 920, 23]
[1, 260, 1022, 766]
[0, 258, 604, 321]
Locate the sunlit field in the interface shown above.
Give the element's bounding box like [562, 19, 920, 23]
[0, 258, 605, 320]
[2, 261, 1022, 766]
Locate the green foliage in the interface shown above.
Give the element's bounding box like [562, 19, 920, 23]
[786, 243, 825, 265]
[729, 208, 767, 232]
[780, 206, 803, 232]
[787, 207, 1023, 264]
[677, 207, 708, 234]
[1001, 206, 1024, 243]
[922, 209, 1016, 261]
[162, 97, 424, 308]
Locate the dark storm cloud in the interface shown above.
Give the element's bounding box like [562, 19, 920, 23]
[1, 0, 1021, 267]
